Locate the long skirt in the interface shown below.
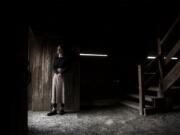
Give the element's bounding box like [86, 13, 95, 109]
[51, 73, 65, 104]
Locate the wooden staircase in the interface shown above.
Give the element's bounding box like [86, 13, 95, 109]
[120, 14, 180, 115]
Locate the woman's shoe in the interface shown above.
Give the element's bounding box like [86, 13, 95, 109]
[47, 110, 57, 116]
[47, 103, 57, 116]
[59, 109, 65, 115]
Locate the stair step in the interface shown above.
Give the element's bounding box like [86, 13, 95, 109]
[147, 86, 159, 91]
[170, 86, 180, 90]
[120, 100, 139, 110]
[144, 107, 156, 115]
[120, 100, 151, 110]
[129, 94, 155, 102]
[147, 86, 180, 92]
[144, 72, 156, 75]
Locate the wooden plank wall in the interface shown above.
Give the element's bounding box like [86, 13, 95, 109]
[28, 28, 80, 111]
[64, 50, 80, 112]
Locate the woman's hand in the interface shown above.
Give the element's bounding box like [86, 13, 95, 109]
[57, 73, 62, 77]
[57, 68, 61, 73]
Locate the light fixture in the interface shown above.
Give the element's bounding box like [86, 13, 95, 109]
[80, 53, 108, 57]
[170, 57, 178, 60]
[147, 56, 178, 60]
[147, 56, 156, 59]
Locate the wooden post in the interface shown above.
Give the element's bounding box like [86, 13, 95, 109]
[138, 65, 145, 115]
[157, 38, 164, 98]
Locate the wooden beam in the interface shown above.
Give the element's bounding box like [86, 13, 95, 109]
[165, 40, 180, 65]
[160, 14, 180, 46]
[138, 65, 145, 115]
[163, 60, 180, 91]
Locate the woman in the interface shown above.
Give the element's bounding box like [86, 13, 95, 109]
[47, 44, 67, 116]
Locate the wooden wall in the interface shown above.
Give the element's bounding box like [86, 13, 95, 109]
[28, 28, 80, 111]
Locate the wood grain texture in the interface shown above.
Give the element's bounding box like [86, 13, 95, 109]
[28, 29, 80, 111]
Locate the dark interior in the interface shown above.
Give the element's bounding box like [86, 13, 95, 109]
[28, 1, 179, 102]
[14, 1, 179, 135]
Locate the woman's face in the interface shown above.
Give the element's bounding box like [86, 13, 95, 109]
[57, 45, 63, 54]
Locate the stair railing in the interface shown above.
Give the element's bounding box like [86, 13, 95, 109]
[138, 14, 180, 115]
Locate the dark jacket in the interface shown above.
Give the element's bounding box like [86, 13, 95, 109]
[53, 55, 68, 74]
